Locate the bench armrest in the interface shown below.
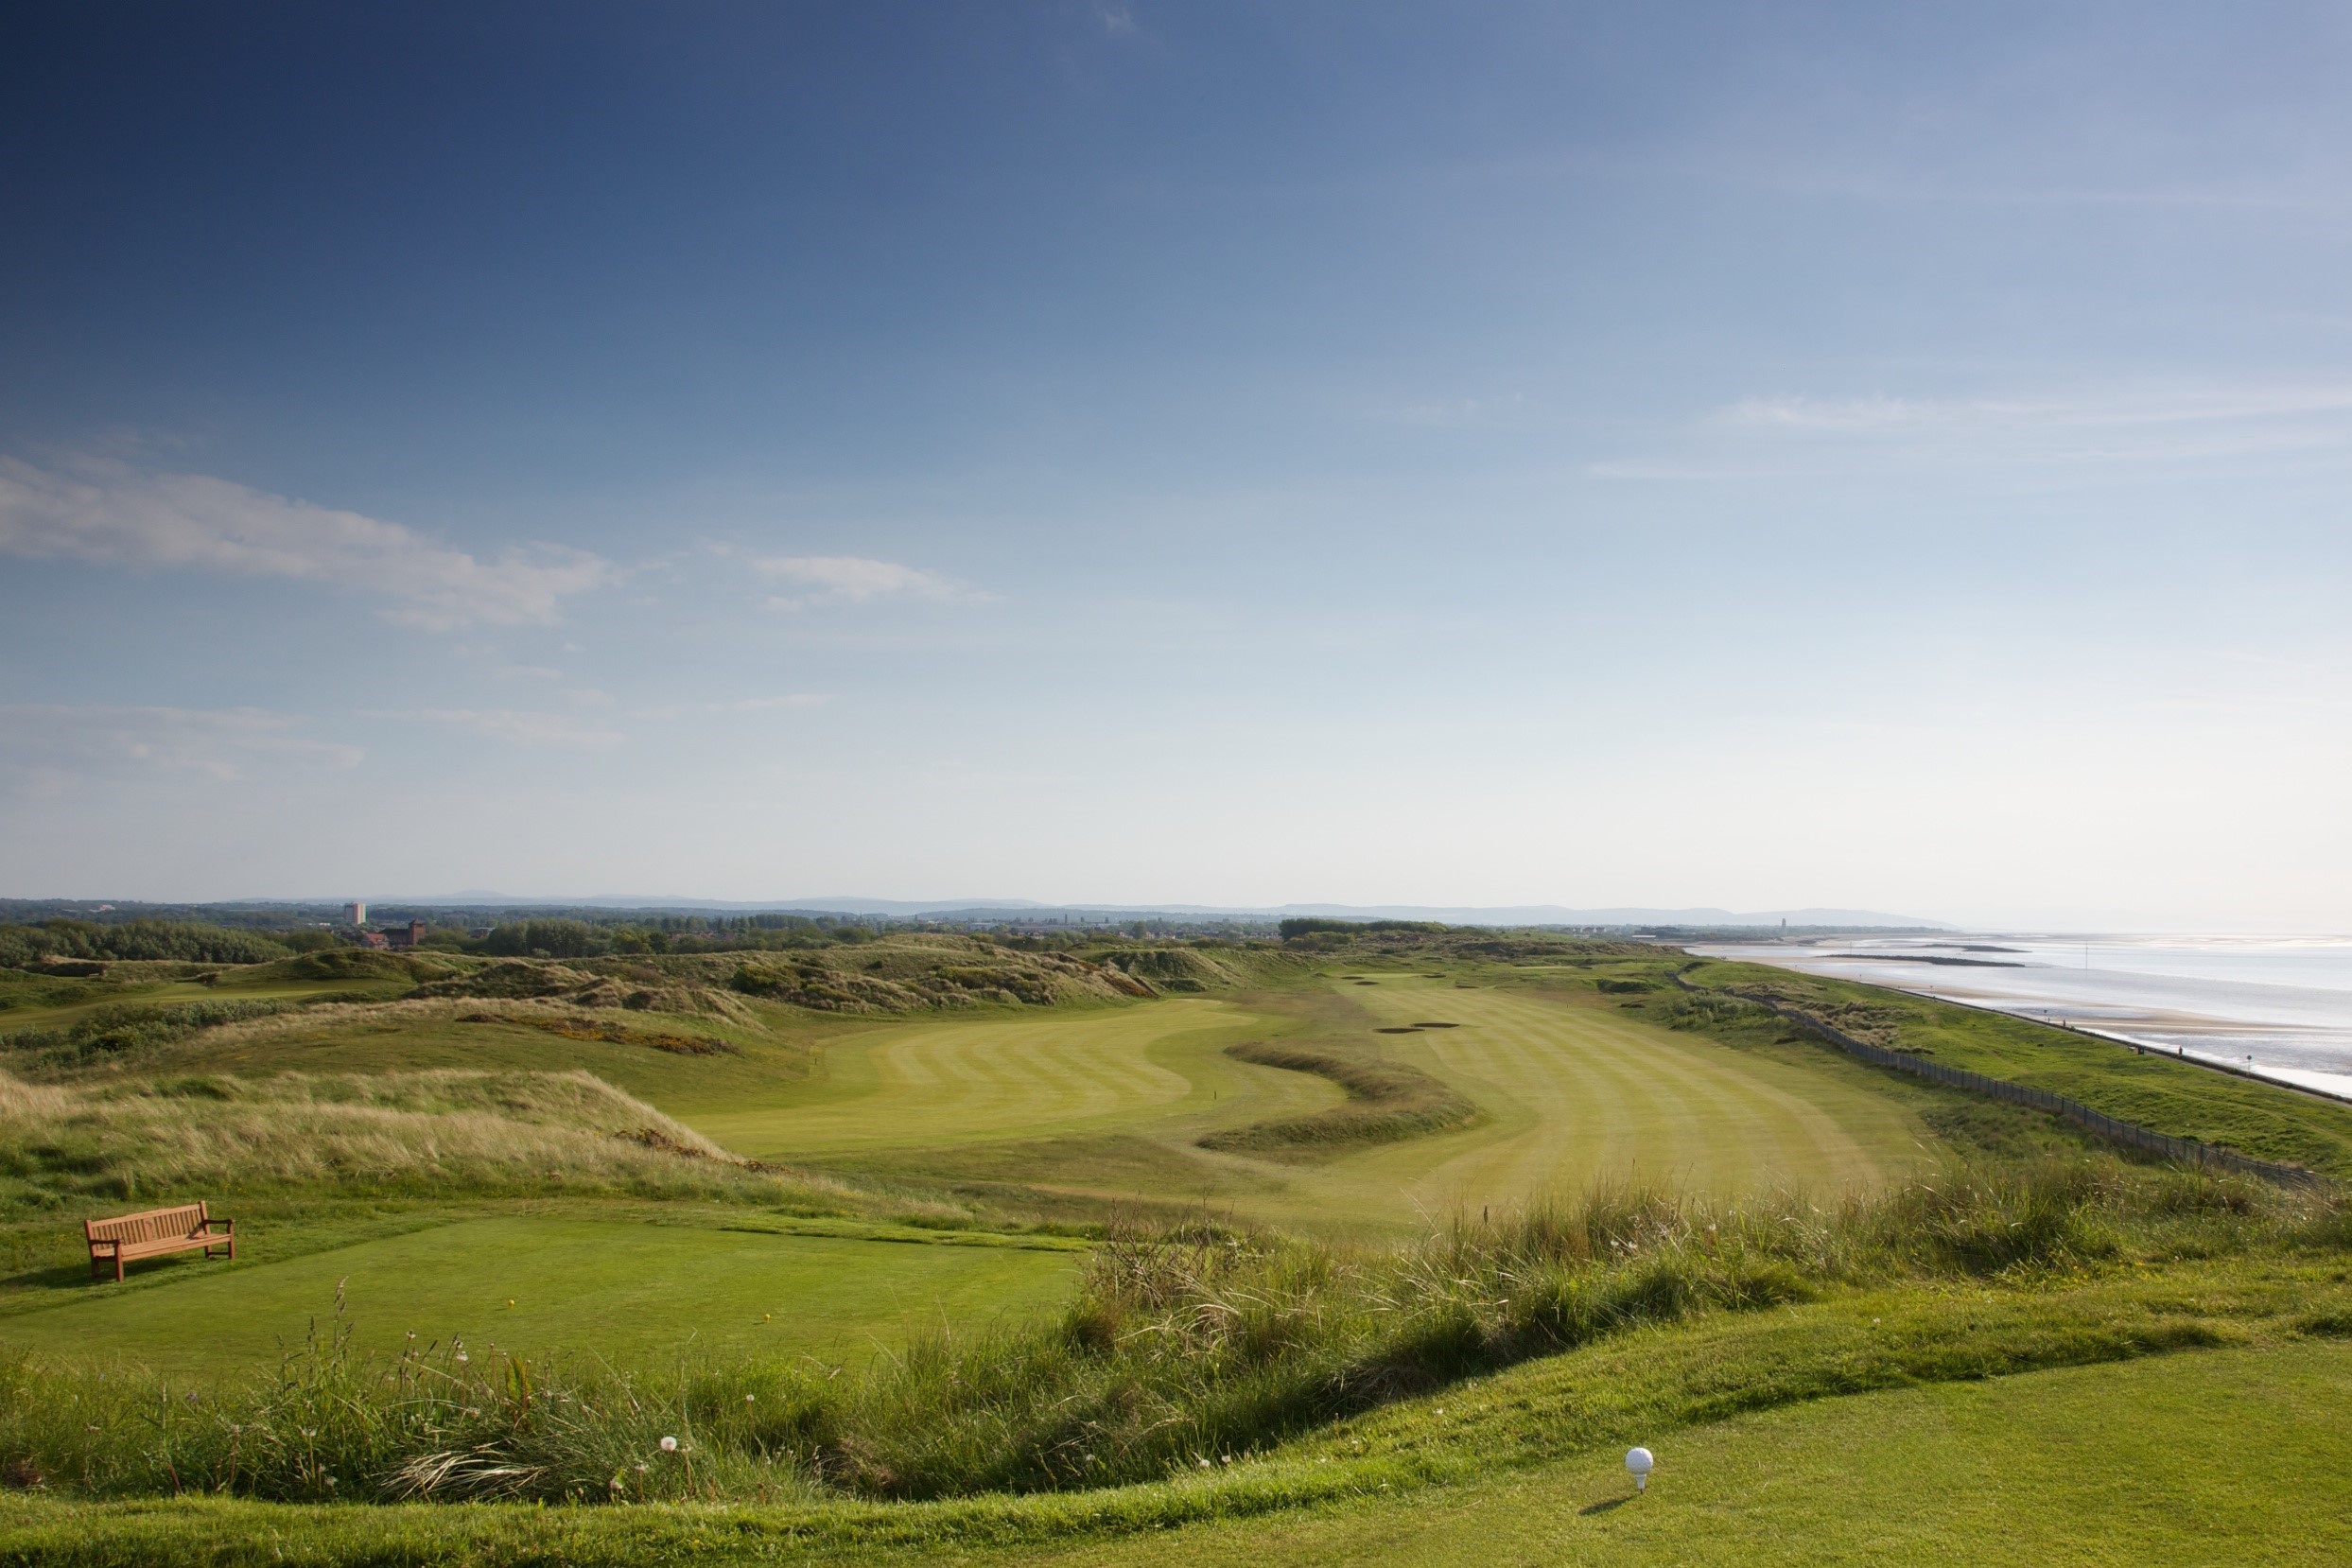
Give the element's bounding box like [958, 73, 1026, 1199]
[88, 1237, 122, 1255]
[200, 1218, 234, 1234]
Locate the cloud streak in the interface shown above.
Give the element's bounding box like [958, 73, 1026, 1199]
[380, 709, 627, 748]
[749, 553, 972, 609]
[0, 456, 614, 628]
[1725, 385, 2352, 438]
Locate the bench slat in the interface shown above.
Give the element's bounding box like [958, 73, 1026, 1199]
[84, 1201, 230, 1281]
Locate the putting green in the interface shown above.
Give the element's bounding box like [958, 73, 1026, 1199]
[0, 1216, 1081, 1379]
[678, 999, 1315, 1160]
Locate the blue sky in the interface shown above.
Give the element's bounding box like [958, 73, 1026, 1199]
[3, 2, 2349, 928]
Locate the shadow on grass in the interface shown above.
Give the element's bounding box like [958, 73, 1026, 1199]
[1, 1251, 230, 1296]
[1578, 1494, 1635, 1516]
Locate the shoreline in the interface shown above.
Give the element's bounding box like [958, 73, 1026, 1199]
[1684, 945, 2352, 1108]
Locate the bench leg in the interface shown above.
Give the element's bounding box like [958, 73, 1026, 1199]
[114, 1255, 125, 1283]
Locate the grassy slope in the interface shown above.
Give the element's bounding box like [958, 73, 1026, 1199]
[1677, 959, 2352, 1176]
[107, 1003, 818, 1107]
[0, 1211, 1081, 1378]
[1007, 1341, 2352, 1568]
[10, 1265, 2350, 1565]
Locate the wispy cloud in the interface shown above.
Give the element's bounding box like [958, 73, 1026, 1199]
[1725, 385, 2352, 440]
[712, 693, 830, 711]
[0, 704, 361, 794]
[624, 693, 830, 721]
[381, 708, 625, 748]
[1572, 382, 2352, 479]
[0, 456, 615, 628]
[749, 554, 973, 610]
[1371, 394, 1532, 429]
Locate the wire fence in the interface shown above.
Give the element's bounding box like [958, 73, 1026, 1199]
[1686, 978, 2326, 1189]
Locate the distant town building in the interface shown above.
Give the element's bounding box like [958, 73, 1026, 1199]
[357, 920, 427, 951]
[346, 900, 367, 926]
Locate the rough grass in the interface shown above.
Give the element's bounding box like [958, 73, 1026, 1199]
[0, 998, 323, 1073]
[0, 1068, 842, 1211]
[14, 1334, 2352, 1567]
[2, 1155, 2337, 1510]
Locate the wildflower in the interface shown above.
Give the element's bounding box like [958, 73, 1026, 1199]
[456, 1351, 470, 1365]
[744, 1394, 756, 1403]
[660, 1436, 679, 1453]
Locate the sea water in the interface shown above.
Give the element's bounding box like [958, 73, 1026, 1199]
[1684, 934, 2352, 1102]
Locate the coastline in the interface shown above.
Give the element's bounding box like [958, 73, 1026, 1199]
[1687, 936, 2352, 1106]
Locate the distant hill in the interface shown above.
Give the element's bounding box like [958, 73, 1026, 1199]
[267, 895, 1945, 930]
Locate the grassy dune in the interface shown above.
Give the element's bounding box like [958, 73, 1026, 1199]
[0, 1068, 822, 1209]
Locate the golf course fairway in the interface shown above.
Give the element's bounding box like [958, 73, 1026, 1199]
[665, 978, 1930, 1231]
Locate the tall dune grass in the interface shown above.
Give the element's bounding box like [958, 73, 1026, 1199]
[0, 1068, 838, 1207]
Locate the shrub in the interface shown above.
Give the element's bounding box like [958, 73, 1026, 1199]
[0, 920, 292, 968]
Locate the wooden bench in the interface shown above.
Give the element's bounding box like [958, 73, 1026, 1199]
[84, 1202, 235, 1282]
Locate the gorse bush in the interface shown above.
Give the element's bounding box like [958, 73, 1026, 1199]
[1, 1156, 2330, 1506]
[0, 997, 311, 1071]
[0, 920, 292, 968]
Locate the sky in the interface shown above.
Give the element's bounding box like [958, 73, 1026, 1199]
[3, 1, 2350, 930]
